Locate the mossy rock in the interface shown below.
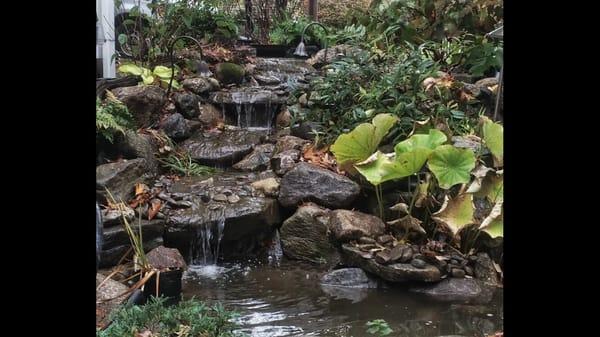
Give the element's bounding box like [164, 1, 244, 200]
[215, 62, 245, 85]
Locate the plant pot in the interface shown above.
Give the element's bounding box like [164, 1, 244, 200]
[143, 269, 183, 306]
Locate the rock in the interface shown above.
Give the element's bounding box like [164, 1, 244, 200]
[377, 235, 394, 245]
[208, 88, 287, 105]
[279, 203, 339, 265]
[341, 244, 441, 283]
[274, 135, 310, 153]
[321, 268, 378, 288]
[100, 237, 163, 268]
[198, 103, 223, 128]
[329, 209, 385, 242]
[96, 273, 129, 328]
[375, 250, 392, 264]
[167, 197, 280, 244]
[181, 129, 267, 166]
[111, 85, 166, 128]
[411, 258, 427, 269]
[215, 62, 245, 85]
[465, 266, 474, 276]
[101, 206, 135, 227]
[358, 237, 376, 244]
[307, 44, 367, 67]
[254, 74, 281, 85]
[102, 219, 165, 251]
[290, 121, 323, 141]
[96, 158, 150, 202]
[275, 107, 292, 128]
[182, 77, 215, 95]
[271, 149, 300, 175]
[174, 92, 201, 119]
[160, 113, 191, 140]
[298, 93, 308, 106]
[213, 193, 228, 202]
[278, 163, 360, 209]
[475, 77, 499, 89]
[115, 130, 159, 174]
[187, 119, 203, 132]
[451, 268, 466, 278]
[233, 143, 274, 171]
[227, 194, 240, 203]
[409, 278, 495, 304]
[146, 245, 187, 271]
[251, 178, 280, 197]
[474, 252, 501, 287]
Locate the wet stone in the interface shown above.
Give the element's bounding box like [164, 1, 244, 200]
[411, 258, 427, 269]
[377, 235, 394, 245]
[213, 194, 228, 202]
[452, 268, 466, 278]
[358, 237, 376, 244]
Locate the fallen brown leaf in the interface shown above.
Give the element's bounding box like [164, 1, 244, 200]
[148, 199, 162, 220]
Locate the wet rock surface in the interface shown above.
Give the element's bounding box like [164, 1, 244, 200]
[409, 278, 495, 304]
[160, 113, 191, 140]
[341, 244, 441, 283]
[279, 203, 339, 265]
[329, 210, 386, 242]
[102, 219, 165, 251]
[278, 163, 360, 209]
[110, 85, 166, 127]
[100, 237, 163, 268]
[181, 128, 268, 166]
[320, 268, 379, 288]
[182, 77, 217, 95]
[96, 158, 151, 202]
[146, 245, 187, 271]
[233, 143, 274, 171]
[271, 149, 300, 175]
[174, 92, 201, 119]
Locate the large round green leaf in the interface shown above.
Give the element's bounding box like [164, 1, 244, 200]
[331, 113, 398, 169]
[428, 145, 476, 189]
[394, 128, 447, 155]
[355, 147, 431, 186]
[118, 63, 143, 76]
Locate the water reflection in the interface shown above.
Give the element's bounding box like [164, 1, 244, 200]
[183, 260, 503, 337]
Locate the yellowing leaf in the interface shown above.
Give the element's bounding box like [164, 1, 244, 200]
[479, 200, 503, 238]
[432, 194, 475, 236]
[118, 63, 144, 76]
[481, 116, 503, 167]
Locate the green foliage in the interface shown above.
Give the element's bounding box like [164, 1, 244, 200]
[427, 145, 476, 189]
[118, 63, 180, 89]
[269, 16, 328, 46]
[464, 36, 503, 76]
[366, 319, 393, 336]
[96, 94, 134, 143]
[97, 296, 238, 337]
[119, 0, 239, 64]
[158, 152, 217, 177]
[481, 116, 503, 167]
[330, 113, 398, 169]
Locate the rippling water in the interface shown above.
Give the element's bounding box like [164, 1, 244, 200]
[182, 260, 503, 337]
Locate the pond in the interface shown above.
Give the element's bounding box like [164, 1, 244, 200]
[182, 260, 503, 337]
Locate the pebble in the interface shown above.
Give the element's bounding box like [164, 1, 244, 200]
[227, 195, 241, 203]
[411, 258, 427, 269]
[465, 266, 474, 276]
[451, 268, 466, 278]
[359, 237, 376, 244]
[213, 194, 228, 202]
[469, 255, 479, 262]
[377, 235, 394, 245]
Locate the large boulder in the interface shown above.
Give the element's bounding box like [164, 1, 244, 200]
[115, 130, 159, 175]
[182, 77, 218, 95]
[96, 158, 150, 202]
[278, 163, 360, 209]
[160, 113, 191, 140]
[329, 209, 386, 242]
[279, 203, 339, 265]
[174, 92, 201, 119]
[215, 63, 245, 85]
[180, 129, 268, 166]
[111, 85, 166, 127]
[341, 244, 441, 283]
[409, 278, 495, 304]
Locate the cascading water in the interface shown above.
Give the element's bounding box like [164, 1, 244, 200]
[191, 206, 226, 265]
[267, 229, 283, 266]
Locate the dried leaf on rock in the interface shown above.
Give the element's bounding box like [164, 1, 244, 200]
[148, 199, 162, 220]
[387, 215, 426, 235]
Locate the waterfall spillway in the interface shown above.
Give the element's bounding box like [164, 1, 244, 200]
[191, 207, 226, 265]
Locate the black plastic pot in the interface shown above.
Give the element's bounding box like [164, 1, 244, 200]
[143, 269, 183, 306]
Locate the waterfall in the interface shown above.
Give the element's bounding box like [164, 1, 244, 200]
[191, 207, 226, 265]
[267, 229, 283, 265]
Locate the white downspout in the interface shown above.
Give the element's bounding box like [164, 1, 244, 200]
[100, 0, 116, 78]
